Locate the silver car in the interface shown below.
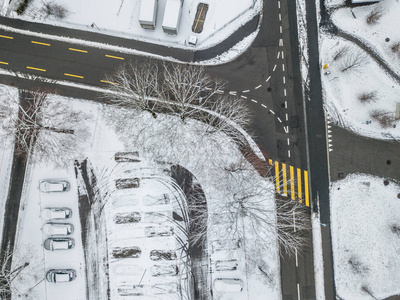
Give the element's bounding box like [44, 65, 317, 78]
[44, 237, 75, 251]
[42, 208, 72, 220]
[39, 179, 70, 193]
[46, 269, 76, 282]
[43, 223, 74, 235]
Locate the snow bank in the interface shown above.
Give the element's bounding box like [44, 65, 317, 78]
[331, 173, 400, 299]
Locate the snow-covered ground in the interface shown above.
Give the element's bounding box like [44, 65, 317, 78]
[320, 0, 400, 139]
[320, 36, 400, 139]
[7, 87, 281, 299]
[4, 0, 261, 51]
[331, 173, 400, 299]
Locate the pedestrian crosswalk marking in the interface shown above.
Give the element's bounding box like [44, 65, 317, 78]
[282, 163, 287, 196]
[290, 166, 295, 200]
[297, 168, 302, 203]
[275, 161, 280, 194]
[304, 170, 309, 207]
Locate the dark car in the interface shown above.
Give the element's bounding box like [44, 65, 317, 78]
[113, 212, 141, 224]
[114, 152, 140, 162]
[144, 226, 174, 238]
[115, 178, 140, 189]
[150, 250, 177, 261]
[112, 247, 141, 259]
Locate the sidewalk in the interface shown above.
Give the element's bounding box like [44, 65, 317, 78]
[0, 13, 260, 62]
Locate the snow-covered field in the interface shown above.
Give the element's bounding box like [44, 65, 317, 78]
[7, 87, 281, 299]
[5, 0, 261, 51]
[320, 36, 400, 139]
[331, 173, 400, 299]
[320, 0, 400, 140]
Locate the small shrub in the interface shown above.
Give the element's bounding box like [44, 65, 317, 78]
[43, 1, 69, 19]
[366, 9, 382, 25]
[348, 257, 369, 274]
[361, 285, 377, 299]
[391, 224, 400, 236]
[16, 0, 31, 15]
[333, 46, 350, 61]
[358, 91, 377, 103]
[391, 42, 400, 53]
[370, 109, 395, 128]
[340, 50, 367, 72]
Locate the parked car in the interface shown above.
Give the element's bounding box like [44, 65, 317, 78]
[113, 212, 141, 224]
[215, 259, 238, 272]
[114, 151, 140, 162]
[115, 178, 140, 189]
[42, 208, 72, 220]
[112, 247, 141, 259]
[43, 223, 74, 235]
[150, 250, 177, 261]
[46, 269, 76, 282]
[44, 237, 75, 251]
[40, 179, 70, 193]
[213, 278, 243, 292]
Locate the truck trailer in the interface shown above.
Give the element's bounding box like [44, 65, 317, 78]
[139, 0, 158, 30]
[162, 0, 183, 35]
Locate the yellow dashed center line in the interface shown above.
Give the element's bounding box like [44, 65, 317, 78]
[0, 35, 13, 39]
[105, 54, 124, 60]
[69, 48, 88, 53]
[100, 80, 119, 85]
[31, 41, 51, 46]
[26, 66, 46, 72]
[64, 73, 84, 79]
[0, 61, 9, 65]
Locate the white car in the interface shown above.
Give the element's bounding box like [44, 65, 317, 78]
[42, 208, 72, 220]
[44, 237, 75, 251]
[39, 180, 70, 193]
[43, 223, 74, 235]
[46, 269, 76, 282]
[213, 278, 243, 292]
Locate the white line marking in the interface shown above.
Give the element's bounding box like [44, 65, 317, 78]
[287, 138, 290, 145]
[279, 13, 282, 21]
[261, 104, 267, 108]
[277, 52, 280, 59]
[283, 76, 286, 84]
[288, 150, 291, 157]
[286, 113, 289, 121]
[255, 84, 262, 89]
[284, 126, 289, 133]
[241, 95, 247, 99]
[278, 0, 281, 9]
[282, 51, 285, 59]
[251, 99, 257, 103]
[242, 89, 250, 93]
[280, 26, 282, 34]
[279, 39, 283, 46]
[229, 91, 237, 95]
[269, 109, 275, 115]
[204, 87, 211, 90]
[284, 88, 287, 96]
[297, 283, 301, 300]
[277, 117, 282, 123]
[266, 76, 271, 82]
[282, 64, 285, 72]
[285, 100, 287, 108]
[273, 64, 277, 72]
[217, 89, 224, 94]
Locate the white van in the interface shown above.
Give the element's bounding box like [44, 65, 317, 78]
[139, 0, 158, 29]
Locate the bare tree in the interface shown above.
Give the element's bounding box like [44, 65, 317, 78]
[42, 1, 69, 19]
[104, 60, 162, 118]
[370, 109, 395, 128]
[161, 63, 226, 122]
[333, 45, 350, 61]
[340, 50, 367, 72]
[366, 8, 382, 25]
[0, 88, 91, 166]
[358, 91, 377, 103]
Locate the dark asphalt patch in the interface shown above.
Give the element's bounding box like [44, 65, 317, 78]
[192, 3, 209, 33]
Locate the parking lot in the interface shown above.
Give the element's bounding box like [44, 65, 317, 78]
[13, 162, 86, 300]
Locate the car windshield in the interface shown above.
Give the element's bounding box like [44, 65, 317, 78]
[55, 273, 70, 282]
[53, 241, 69, 250]
[46, 182, 64, 192]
